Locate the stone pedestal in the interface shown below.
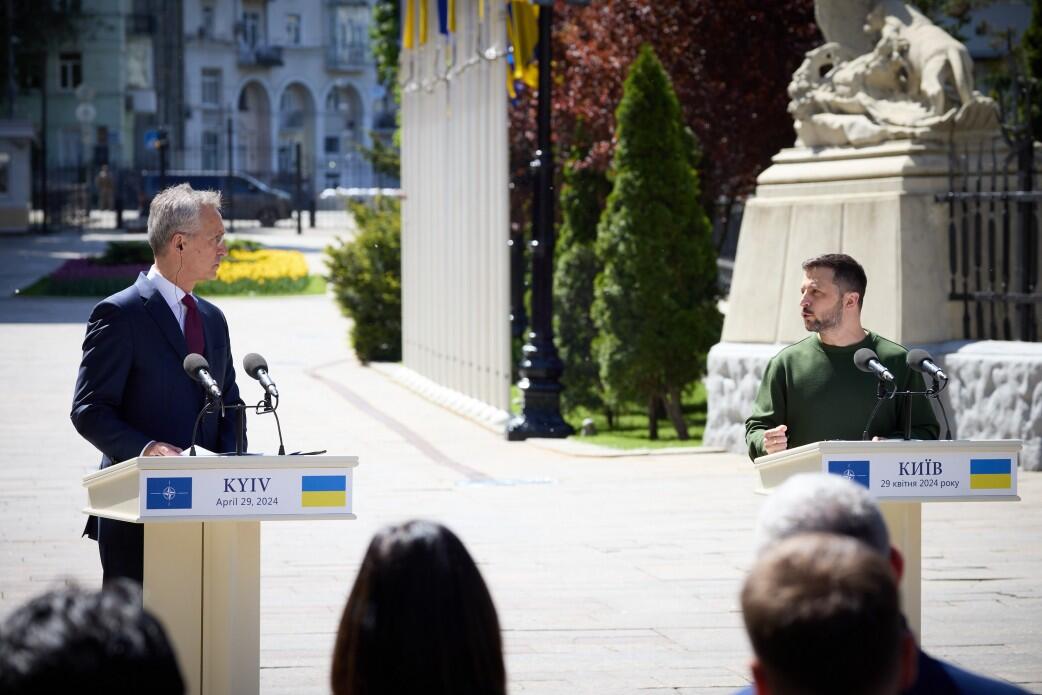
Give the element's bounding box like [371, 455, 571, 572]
[704, 137, 1042, 471]
[722, 139, 969, 347]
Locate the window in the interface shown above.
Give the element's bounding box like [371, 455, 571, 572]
[242, 11, 261, 47]
[0, 152, 9, 195]
[59, 52, 82, 91]
[201, 5, 214, 34]
[202, 131, 220, 170]
[279, 89, 305, 129]
[324, 136, 340, 155]
[286, 13, 301, 45]
[201, 68, 222, 106]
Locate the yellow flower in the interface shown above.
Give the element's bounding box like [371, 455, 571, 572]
[215, 249, 309, 285]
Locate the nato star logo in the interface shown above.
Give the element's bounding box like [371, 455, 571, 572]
[146, 477, 193, 510]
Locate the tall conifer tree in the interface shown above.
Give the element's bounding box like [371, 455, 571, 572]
[592, 45, 721, 440]
[554, 130, 612, 417]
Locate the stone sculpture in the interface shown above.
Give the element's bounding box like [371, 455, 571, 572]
[790, 0, 1000, 147]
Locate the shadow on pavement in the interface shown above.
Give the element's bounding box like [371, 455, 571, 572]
[0, 297, 96, 324]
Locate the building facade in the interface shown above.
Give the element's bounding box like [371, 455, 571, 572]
[181, 0, 393, 194]
[11, 0, 391, 218]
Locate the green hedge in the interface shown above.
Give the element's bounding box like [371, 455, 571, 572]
[325, 197, 402, 363]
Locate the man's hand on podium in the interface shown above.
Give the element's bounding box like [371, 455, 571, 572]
[143, 441, 183, 457]
[764, 425, 788, 455]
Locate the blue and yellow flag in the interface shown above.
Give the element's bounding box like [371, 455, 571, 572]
[437, 0, 456, 34]
[403, 0, 416, 49]
[301, 475, 347, 507]
[419, 0, 429, 46]
[507, 0, 539, 92]
[970, 459, 1012, 489]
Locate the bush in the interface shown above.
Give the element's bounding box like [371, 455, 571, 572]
[592, 45, 722, 440]
[325, 197, 402, 363]
[553, 134, 612, 416]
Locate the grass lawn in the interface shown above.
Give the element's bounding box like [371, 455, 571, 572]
[512, 381, 708, 449]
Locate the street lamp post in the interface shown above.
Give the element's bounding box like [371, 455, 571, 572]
[506, 0, 574, 441]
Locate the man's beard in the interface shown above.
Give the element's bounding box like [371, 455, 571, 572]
[803, 299, 843, 333]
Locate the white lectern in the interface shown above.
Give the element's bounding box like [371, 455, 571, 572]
[83, 455, 358, 695]
[754, 439, 1019, 640]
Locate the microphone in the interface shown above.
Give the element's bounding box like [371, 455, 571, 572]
[906, 348, 948, 382]
[854, 348, 895, 383]
[243, 353, 279, 399]
[183, 353, 222, 401]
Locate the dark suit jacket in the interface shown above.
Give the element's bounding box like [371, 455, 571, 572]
[733, 647, 1030, 694]
[72, 273, 245, 540]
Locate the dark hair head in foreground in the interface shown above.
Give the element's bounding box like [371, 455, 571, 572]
[0, 579, 184, 695]
[741, 533, 913, 695]
[331, 520, 506, 695]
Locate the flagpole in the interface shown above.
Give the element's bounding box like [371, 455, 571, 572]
[507, 0, 574, 441]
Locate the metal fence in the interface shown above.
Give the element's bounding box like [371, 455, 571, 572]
[935, 78, 1040, 341]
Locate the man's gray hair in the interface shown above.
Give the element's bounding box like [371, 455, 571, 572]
[147, 183, 222, 255]
[754, 473, 890, 557]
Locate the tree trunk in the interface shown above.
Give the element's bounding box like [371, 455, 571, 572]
[665, 386, 689, 440]
[647, 394, 659, 440]
[605, 407, 614, 430]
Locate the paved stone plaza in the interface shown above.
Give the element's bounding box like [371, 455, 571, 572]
[0, 231, 1039, 693]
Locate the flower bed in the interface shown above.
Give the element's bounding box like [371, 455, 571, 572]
[17, 244, 323, 297]
[197, 248, 313, 295]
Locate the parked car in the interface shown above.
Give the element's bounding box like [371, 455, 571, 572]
[140, 171, 293, 227]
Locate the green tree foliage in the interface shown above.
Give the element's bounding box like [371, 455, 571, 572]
[370, 0, 400, 90]
[325, 198, 402, 363]
[1026, 0, 1042, 136]
[553, 134, 611, 415]
[592, 45, 722, 440]
[360, 0, 401, 178]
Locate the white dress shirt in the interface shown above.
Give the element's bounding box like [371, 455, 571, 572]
[147, 264, 197, 334]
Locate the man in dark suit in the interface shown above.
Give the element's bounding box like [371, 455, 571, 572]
[72, 183, 245, 584]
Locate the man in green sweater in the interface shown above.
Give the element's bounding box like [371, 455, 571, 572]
[745, 253, 939, 460]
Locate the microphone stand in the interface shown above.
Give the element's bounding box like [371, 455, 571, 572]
[189, 390, 286, 456]
[862, 379, 897, 441]
[926, 375, 953, 440]
[189, 395, 222, 456]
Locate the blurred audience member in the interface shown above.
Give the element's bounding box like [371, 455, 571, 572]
[740, 473, 1029, 695]
[742, 533, 915, 695]
[0, 580, 184, 695]
[331, 520, 506, 695]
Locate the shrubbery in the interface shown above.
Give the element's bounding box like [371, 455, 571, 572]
[325, 197, 402, 363]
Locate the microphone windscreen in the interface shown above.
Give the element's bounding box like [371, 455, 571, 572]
[243, 352, 268, 379]
[906, 348, 931, 371]
[183, 353, 210, 379]
[853, 348, 879, 373]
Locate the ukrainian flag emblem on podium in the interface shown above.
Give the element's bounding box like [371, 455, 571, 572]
[301, 475, 348, 507]
[969, 459, 1012, 490]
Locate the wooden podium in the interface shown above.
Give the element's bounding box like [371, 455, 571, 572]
[754, 440, 1020, 640]
[83, 454, 358, 695]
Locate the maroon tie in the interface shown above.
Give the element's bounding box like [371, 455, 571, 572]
[182, 295, 206, 355]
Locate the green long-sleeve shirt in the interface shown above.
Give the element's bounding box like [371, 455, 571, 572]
[745, 331, 940, 460]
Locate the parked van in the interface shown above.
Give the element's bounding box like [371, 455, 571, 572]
[140, 171, 293, 227]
